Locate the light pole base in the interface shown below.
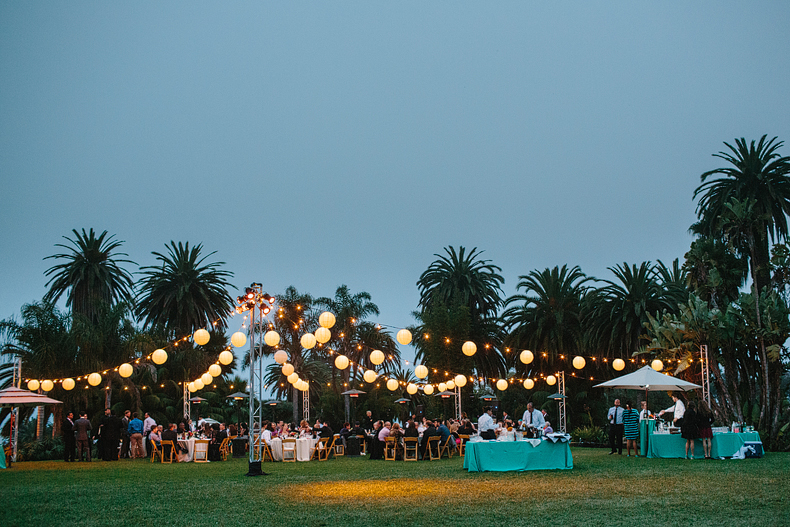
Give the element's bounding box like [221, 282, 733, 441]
[245, 460, 269, 477]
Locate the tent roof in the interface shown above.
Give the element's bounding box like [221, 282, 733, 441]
[593, 365, 701, 392]
[0, 386, 63, 408]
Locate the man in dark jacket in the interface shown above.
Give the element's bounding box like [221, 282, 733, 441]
[62, 411, 76, 462]
[75, 412, 92, 461]
[420, 420, 440, 460]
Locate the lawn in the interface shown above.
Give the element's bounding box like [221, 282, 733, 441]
[1, 448, 788, 527]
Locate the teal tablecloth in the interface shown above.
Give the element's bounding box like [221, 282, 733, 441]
[463, 440, 573, 472]
[647, 431, 761, 459]
[639, 419, 655, 456]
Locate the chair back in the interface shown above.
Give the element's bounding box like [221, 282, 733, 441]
[356, 435, 367, 455]
[159, 440, 175, 464]
[282, 438, 297, 462]
[403, 437, 418, 461]
[333, 434, 345, 456]
[150, 442, 162, 463]
[384, 437, 398, 460]
[193, 439, 210, 463]
[427, 437, 441, 460]
[318, 437, 334, 461]
[458, 434, 470, 457]
[219, 437, 231, 461]
[440, 436, 454, 459]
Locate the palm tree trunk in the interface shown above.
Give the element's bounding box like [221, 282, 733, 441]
[104, 375, 112, 409]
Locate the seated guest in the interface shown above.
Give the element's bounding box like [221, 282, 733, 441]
[351, 421, 366, 438]
[543, 421, 554, 435]
[369, 421, 384, 460]
[438, 420, 453, 450]
[404, 419, 419, 438]
[161, 423, 181, 459]
[420, 420, 439, 459]
[339, 422, 352, 445]
[228, 423, 237, 437]
[261, 422, 273, 444]
[208, 423, 226, 461]
[178, 422, 186, 436]
[458, 419, 474, 436]
[149, 425, 163, 449]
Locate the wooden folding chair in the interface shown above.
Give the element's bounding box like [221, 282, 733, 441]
[439, 436, 454, 459]
[383, 437, 398, 460]
[150, 442, 163, 463]
[318, 437, 334, 461]
[403, 437, 418, 461]
[159, 440, 175, 463]
[219, 437, 231, 461]
[427, 437, 441, 460]
[193, 440, 209, 463]
[261, 441, 274, 462]
[458, 434, 469, 457]
[282, 438, 296, 462]
[333, 434, 345, 457]
[357, 435, 367, 455]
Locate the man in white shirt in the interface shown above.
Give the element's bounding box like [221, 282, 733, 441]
[477, 407, 497, 440]
[639, 401, 651, 421]
[521, 402, 546, 437]
[143, 412, 157, 456]
[607, 399, 624, 455]
[659, 394, 686, 424]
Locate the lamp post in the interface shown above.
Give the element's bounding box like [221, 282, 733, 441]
[226, 392, 249, 430]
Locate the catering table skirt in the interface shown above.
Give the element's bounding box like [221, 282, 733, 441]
[269, 438, 284, 461]
[177, 439, 196, 462]
[296, 437, 318, 461]
[647, 431, 761, 459]
[464, 440, 573, 472]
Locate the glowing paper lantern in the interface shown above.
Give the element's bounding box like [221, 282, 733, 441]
[546, 375, 557, 386]
[314, 327, 331, 344]
[193, 379, 205, 390]
[299, 380, 310, 392]
[273, 350, 288, 365]
[396, 329, 412, 346]
[152, 348, 168, 365]
[386, 379, 399, 391]
[438, 382, 447, 392]
[219, 350, 234, 365]
[454, 374, 467, 388]
[520, 350, 534, 364]
[496, 379, 508, 391]
[334, 355, 350, 370]
[423, 384, 434, 395]
[187, 382, 197, 393]
[406, 383, 418, 395]
[41, 380, 54, 392]
[462, 341, 477, 357]
[370, 350, 385, 365]
[573, 356, 586, 369]
[281, 363, 294, 376]
[523, 379, 535, 390]
[651, 359, 664, 371]
[193, 329, 210, 346]
[119, 363, 133, 378]
[300, 333, 316, 349]
[287, 373, 299, 384]
[88, 373, 102, 386]
[264, 330, 281, 347]
[62, 378, 75, 391]
[613, 358, 625, 371]
[319, 311, 336, 328]
[201, 373, 213, 385]
[363, 370, 377, 383]
[414, 365, 428, 379]
[446, 380, 456, 390]
[208, 364, 222, 377]
[231, 332, 247, 348]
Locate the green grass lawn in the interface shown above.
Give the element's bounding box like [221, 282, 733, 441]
[1, 449, 788, 527]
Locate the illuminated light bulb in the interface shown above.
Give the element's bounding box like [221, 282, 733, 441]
[62, 378, 75, 391]
[273, 350, 288, 365]
[264, 331, 281, 347]
[414, 365, 429, 379]
[231, 332, 247, 348]
[573, 356, 586, 369]
[314, 327, 331, 344]
[423, 384, 434, 395]
[454, 374, 467, 388]
[300, 333, 316, 349]
[119, 363, 133, 378]
[193, 329, 210, 346]
[219, 350, 234, 365]
[396, 329, 412, 346]
[613, 358, 625, 371]
[523, 379, 534, 390]
[152, 349, 168, 365]
[520, 350, 534, 364]
[208, 364, 222, 377]
[462, 341, 477, 357]
[370, 350, 385, 365]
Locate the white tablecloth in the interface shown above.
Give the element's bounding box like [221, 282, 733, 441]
[269, 438, 283, 461]
[177, 439, 196, 462]
[296, 437, 317, 461]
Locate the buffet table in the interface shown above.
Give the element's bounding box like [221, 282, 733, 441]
[642, 420, 761, 459]
[463, 439, 573, 472]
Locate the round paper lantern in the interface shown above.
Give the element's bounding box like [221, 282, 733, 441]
[273, 350, 288, 365]
[520, 350, 534, 364]
[281, 363, 294, 376]
[438, 382, 447, 392]
[454, 374, 467, 388]
[62, 378, 75, 391]
[546, 375, 557, 386]
[208, 364, 222, 377]
[423, 384, 434, 395]
[363, 369, 377, 383]
[496, 379, 508, 391]
[314, 327, 331, 344]
[334, 355, 350, 370]
[299, 380, 310, 392]
[651, 359, 664, 371]
[193, 379, 205, 390]
[319, 311, 336, 328]
[201, 373, 214, 385]
[523, 378, 535, 390]
[193, 328, 210, 346]
[369, 349, 385, 365]
[287, 373, 299, 384]
[396, 329, 412, 346]
[300, 333, 316, 349]
[152, 348, 168, 365]
[119, 363, 133, 378]
[187, 382, 197, 392]
[613, 358, 625, 371]
[446, 380, 456, 390]
[573, 356, 586, 370]
[264, 330, 281, 347]
[41, 380, 54, 392]
[218, 350, 234, 365]
[88, 373, 102, 386]
[414, 365, 429, 379]
[386, 378, 399, 391]
[406, 383, 418, 395]
[231, 331, 247, 348]
[462, 341, 477, 357]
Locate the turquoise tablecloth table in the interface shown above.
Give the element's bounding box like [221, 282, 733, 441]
[647, 430, 761, 459]
[463, 439, 573, 472]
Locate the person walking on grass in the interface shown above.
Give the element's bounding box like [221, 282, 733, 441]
[623, 401, 640, 457]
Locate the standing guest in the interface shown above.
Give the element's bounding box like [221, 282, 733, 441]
[75, 412, 92, 461]
[623, 401, 640, 457]
[639, 401, 651, 421]
[363, 410, 374, 431]
[682, 400, 700, 460]
[128, 412, 144, 459]
[369, 421, 384, 460]
[659, 393, 686, 425]
[143, 412, 157, 456]
[521, 402, 545, 438]
[120, 410, 131, 459]
[478, 407, 497, 440]
[62, 411, 76, 462]
[607, 399, 624, 455]
[696, 400, 714, 459]
[99, 408, 117, 461]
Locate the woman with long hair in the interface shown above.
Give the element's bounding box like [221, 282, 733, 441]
[696, 399, 714, 459]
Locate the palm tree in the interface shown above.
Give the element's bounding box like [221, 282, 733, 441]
[135, 241, 235, 336]
[43, 229, 135, 323]
[682, 236, 747, 309]
[693, 135, 790, 294]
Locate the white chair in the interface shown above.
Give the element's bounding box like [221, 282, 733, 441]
[193, 440, 209, 463]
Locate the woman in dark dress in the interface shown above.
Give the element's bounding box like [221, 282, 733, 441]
[681, 400, 699, 459]
[696, 400, 714, 459]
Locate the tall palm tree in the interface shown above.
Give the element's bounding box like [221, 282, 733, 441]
[43, 229, 136, 323]
[693, 135, 790, 294]
[135, 241, 235, 336]
[682, 236, 747, 309]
